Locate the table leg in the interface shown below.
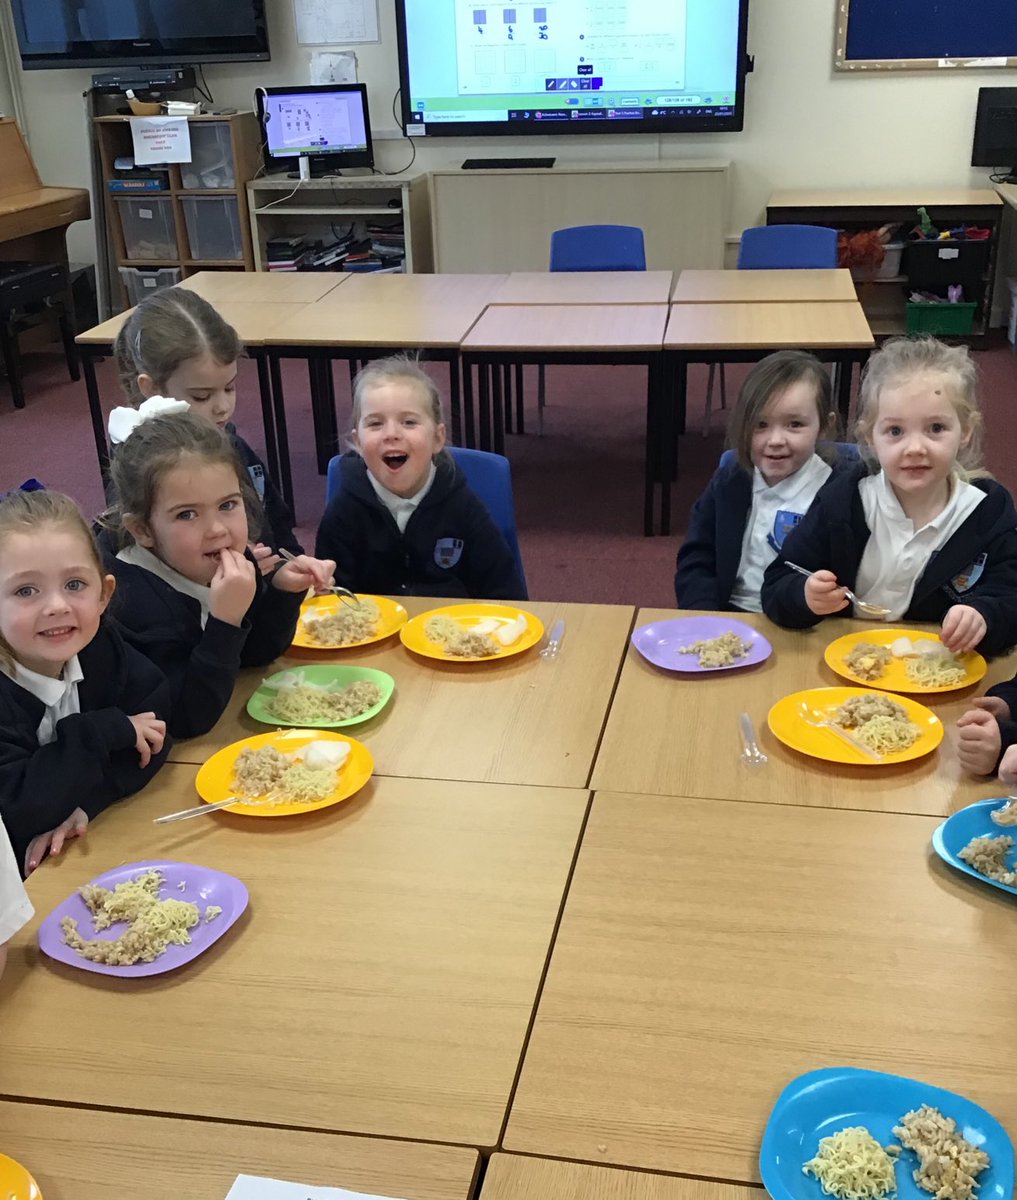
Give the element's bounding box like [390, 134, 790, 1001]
[514, 363, 525, 434]
[82, 352, 110, 482]
[322, 355, 339, 464]
[449, 356, 463, 445]
[644, 358, 659, 537]
[492, 363, 505, 455]
[254, 350, 281, 486]
[308, 357, 332, 476]
[835, 355, 853, 425]
[478, 362, 491, 452]
[503, 363, 514, 435]
[462, 358, 476, 447]
[268, 352, 295, 515]
[658, 355, 675, 537]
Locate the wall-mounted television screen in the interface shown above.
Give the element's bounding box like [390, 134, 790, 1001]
[395, 0, 750, 137]
[11, 0, 270, 70]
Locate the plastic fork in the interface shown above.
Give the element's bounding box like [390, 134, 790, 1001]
[739, 712, 768, 768]
[799, 702, 883, 762]
[278, 548, 361, 610]
[783, 560, 892, 618]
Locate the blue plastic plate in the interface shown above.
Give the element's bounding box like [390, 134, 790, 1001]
[932, 799, 1017, 898]
[760, 1067, 1014, 1200]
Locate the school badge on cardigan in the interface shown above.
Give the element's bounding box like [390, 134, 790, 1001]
[434, 537, 464, 568]
[952, 553, 987, 593]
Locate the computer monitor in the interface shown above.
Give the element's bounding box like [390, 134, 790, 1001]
[257, 83, 373, 175]
[972, 87, 1017, 183]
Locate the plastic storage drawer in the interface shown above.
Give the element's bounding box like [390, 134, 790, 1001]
[118, 266, 182, 307]
[180, 123, 235, 190]
[181, 196, 244, 261]
[905, 301, 977, 336]
[115, 196, 177, 260]
[904, 239, 990, 289]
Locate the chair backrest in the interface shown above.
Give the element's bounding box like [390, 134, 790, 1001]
[325, 448, 528, 597]
[737, 224, 839, 270]
[719, 443, 860, 471]
[549, 224, 646, 272]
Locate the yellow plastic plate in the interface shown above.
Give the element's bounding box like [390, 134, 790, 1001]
[0, 1153, 42, 1199]
[767, 686, 943, 766]
[824, 627, 986, 693]
[291, 594, 408, 650]
[194, 729, 373, 818]
[399, 603, 544, 662]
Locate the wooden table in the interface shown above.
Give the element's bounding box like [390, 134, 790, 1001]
[75, 299, 309, 500]
[3, 768, 587, 1149]
[170, 598, 634, 790]
[504, 790, 1017, 1181]
[671, 268, 856, 304]
[483, 1154, 759, 1200]
[0, 1101, 479, 1200]
[264, 277, 504, 474]
[592, 610, 1012, 817]
[180, 269, 350, 304]
[660, 301, 875, 534]
[491, 271, 674, 305]
[460, 304, 669, 535]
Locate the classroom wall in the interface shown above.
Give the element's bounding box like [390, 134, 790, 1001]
[0, 0, 1009, 269]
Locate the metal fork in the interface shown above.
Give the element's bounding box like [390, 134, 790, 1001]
[799, 703, 883, 762]
[991, 798, 1017, 826]
[278, 548, 361, 610]
[783, 560, 892, 618]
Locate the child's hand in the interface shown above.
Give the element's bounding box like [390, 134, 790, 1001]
[271, 554, 337, 594]
[956, 707, 1002, 777]
[209, 548, 257, 626]
[803, 569, 850, 616]
[129, 711, 166, 768]
[249, 541, 281, 576]
[24, 807, 89, 876]
[941, 604, 986, 653]
[1000, 744, 1017, 788]
[972, 695, 1011, 721]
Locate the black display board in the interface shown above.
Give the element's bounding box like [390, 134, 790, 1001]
[835, 0, 1017, 71]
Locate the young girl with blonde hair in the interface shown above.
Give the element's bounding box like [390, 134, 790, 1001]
[315, 356, 525, 599]
[104, 406, 335, 738]
[762, 335, 1017, 656]
[0, 489, 170, 876]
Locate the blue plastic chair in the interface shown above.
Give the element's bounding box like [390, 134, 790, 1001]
[737, 225, 839, 271]
[549, 224, 647, 272]
[702, 224, 840, 436]
[535, 225, 647, 434]
[325, 447, 528, 598]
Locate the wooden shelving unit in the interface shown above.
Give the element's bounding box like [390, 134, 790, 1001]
[94, 112, 262, 309]
[246, 173, 432, 273]
[767, 189, 1004, 344]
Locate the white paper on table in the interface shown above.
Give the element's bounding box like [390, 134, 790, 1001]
[225, 1177, 409, 1200]
[130, 116, 192, 166]
[310, 50, 358, 84]
[294, 0, 379, 44]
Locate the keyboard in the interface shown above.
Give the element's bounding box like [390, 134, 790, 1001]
[461, 157, 556, 169]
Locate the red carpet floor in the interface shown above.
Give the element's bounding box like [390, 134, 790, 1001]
[3, 344, 1016, 608]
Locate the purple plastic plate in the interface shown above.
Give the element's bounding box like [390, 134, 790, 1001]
[631, 615, 773, 673]
[38, 859, 248, 978]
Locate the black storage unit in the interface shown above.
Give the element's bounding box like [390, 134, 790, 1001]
[903, 239, 991, 291]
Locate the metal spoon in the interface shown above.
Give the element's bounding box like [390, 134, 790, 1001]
[990, 798, 1017, 826]
[278, 548, 361, 610]
[783, 560, 892, 618]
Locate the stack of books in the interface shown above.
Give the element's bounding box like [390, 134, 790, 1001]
[366, 221, 406, 270]
[265, 236, 313, 272]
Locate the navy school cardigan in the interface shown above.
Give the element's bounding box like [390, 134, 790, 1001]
[0, 621, 172, 875]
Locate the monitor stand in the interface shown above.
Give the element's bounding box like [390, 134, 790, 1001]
[461, 156, 556, 170]
[289, 158, 340, 180]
